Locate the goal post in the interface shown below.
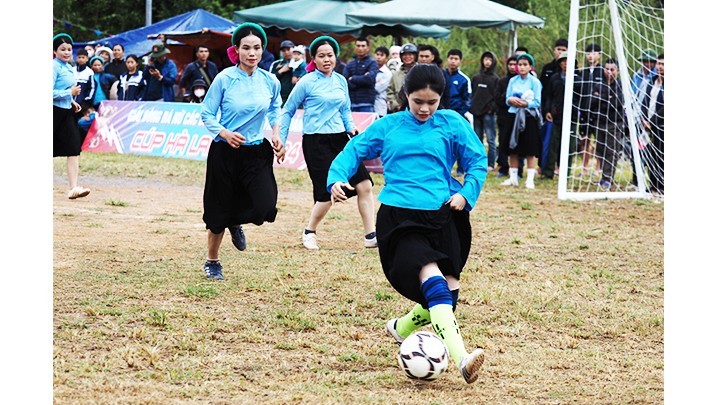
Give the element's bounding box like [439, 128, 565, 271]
[558, 0, 664, 201]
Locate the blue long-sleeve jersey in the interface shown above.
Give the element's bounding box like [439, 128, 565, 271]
[328, 109, 488, 211]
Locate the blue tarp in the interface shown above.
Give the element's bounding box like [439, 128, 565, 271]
[73, 9, 236, 57]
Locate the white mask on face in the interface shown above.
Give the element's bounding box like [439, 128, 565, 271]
[194, 88, 206, 98]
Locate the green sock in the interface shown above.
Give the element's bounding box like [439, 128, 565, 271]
[395, 303, 431, 338]
[429, 303, 468, 365]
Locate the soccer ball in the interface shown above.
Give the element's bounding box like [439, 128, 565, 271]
[397, 331, 449, 381]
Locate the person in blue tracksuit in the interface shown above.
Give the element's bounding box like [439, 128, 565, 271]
[280, 35, 377, 251]
[199, 23, 286, 281]
[327, 63, 488, 384]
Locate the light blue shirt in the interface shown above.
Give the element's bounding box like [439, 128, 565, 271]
[53, 58, 75, 109]
[327, 110, 488, 211]
[506, 74, 542, 113]
[201, 66, 281, 145]
[279, 70, 355, 145]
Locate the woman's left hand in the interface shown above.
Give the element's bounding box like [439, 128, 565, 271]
[447, 193, 467, 211]
[272, 137, 286, 164]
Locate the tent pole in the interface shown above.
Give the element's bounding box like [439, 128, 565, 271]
[145, 0, 152, 26]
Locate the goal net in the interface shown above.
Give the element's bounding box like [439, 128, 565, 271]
[558, 0, 664, 200]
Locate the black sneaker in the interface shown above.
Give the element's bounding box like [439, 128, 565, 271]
[203, 260, 224, 281]
[229, 225, 247, 251]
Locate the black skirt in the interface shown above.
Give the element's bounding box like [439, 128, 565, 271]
[376, 203, 472, 307]
[53, 105, 82, 157]
[500, 113, 542, 158]
[202, 139, 278, 234]
[302, 132, 373, 202]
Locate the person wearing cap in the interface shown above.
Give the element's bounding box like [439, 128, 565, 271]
[640, 53, 664, 195]
[270, 39, 296, 106]
[186, 78, 208, 103]
[632, 49, 658, 96]
[179, 44, 219, 100]
[573, 43, 604, 177]
[87, 55, 118, 110]
[53, 33, 91, 200]
[494, 55, 524, 179]
[104, 43, 127, 81]
[288, 45, 307, 85]
[199, 23, 286, 281]
[501, 53, 543, 189]
[386, 45, 401, 72]
[542, 51, 579, 180]
[142, 43, 177, 102]
[279, 35, 377, 251]
[387, 43, 418, 113]
[343, 36, 379, 113]
[95, 46, 112, 64]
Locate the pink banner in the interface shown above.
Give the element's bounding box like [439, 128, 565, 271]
[83, 100, 384, 173]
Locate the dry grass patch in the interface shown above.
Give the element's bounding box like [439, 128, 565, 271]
[54, 153, 663, 404]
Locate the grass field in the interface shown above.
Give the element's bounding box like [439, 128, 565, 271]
[53, 152, 664, 404]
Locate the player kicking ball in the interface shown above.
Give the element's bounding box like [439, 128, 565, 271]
[328, 63, 488, 383]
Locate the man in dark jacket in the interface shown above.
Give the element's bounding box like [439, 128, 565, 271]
[470, 51, 499, 170]
[270, 40, 296, 106]
[590, 58, 625, 189]
[538, 39, 568, 170]
[343, 37, 378, 112]
[494, 55, 523, 178]
[640, 53, 664, 194]
[179, 44, 219, 101]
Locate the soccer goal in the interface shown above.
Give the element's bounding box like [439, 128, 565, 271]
[558, 0, 664, 201]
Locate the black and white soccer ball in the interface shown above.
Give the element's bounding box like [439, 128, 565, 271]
[397, 331, 449, 381]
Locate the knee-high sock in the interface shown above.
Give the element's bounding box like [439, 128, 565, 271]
[422, 276, 468, 365]
[395, 304, 431, 338]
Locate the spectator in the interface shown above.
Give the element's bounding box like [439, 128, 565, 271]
[104, 43, 127, 80]
[538, 39, 568, 170]
[83, 44, 95, 58]
[442, 49, 471, 117]
[417, 44, 442, 67]
[343, 36, 379, 113]
[515, 46, 536, 77]
[77, 104, 96, 143]
[87, 56, 117, 109]
[632, 49, 657, 95]
[373, 46, 392, 118]
[270, 39, 296, 106]
[117, 55, 145, 101]
[199, 23, 285, 281]
[574, 43, 604, 176]
[470, 51, 499, 171]
[501, 53, 543, 189]
[541, 51, 578, 180]
[387, 45, 401, 72]
[186, 79, 208, 104]
[179, 44, 219, 99]
[279, 35, 377, 251]
[142, 43, 178, 102]
[640, 53, 664, 195]
[259, 48, 275, 71]
[387, 43, 418, 113]
[73, 48, 93, 107]
[95, 46, 112, 64]
[289, 45, 307, 85]
[590, 58, 625, 189]
[53, 33, 90, 199]
[494, 55, 524, 178]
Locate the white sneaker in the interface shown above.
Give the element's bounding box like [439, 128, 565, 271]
[68, 186, 91, 199]
[302, 232, 319, 250]
[385, 318, 404, 344]
[459, 348, 485, 384]
[364, 234, 378, 248]
[525, 180, 535, 189]
[500, 178, 518, 186]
